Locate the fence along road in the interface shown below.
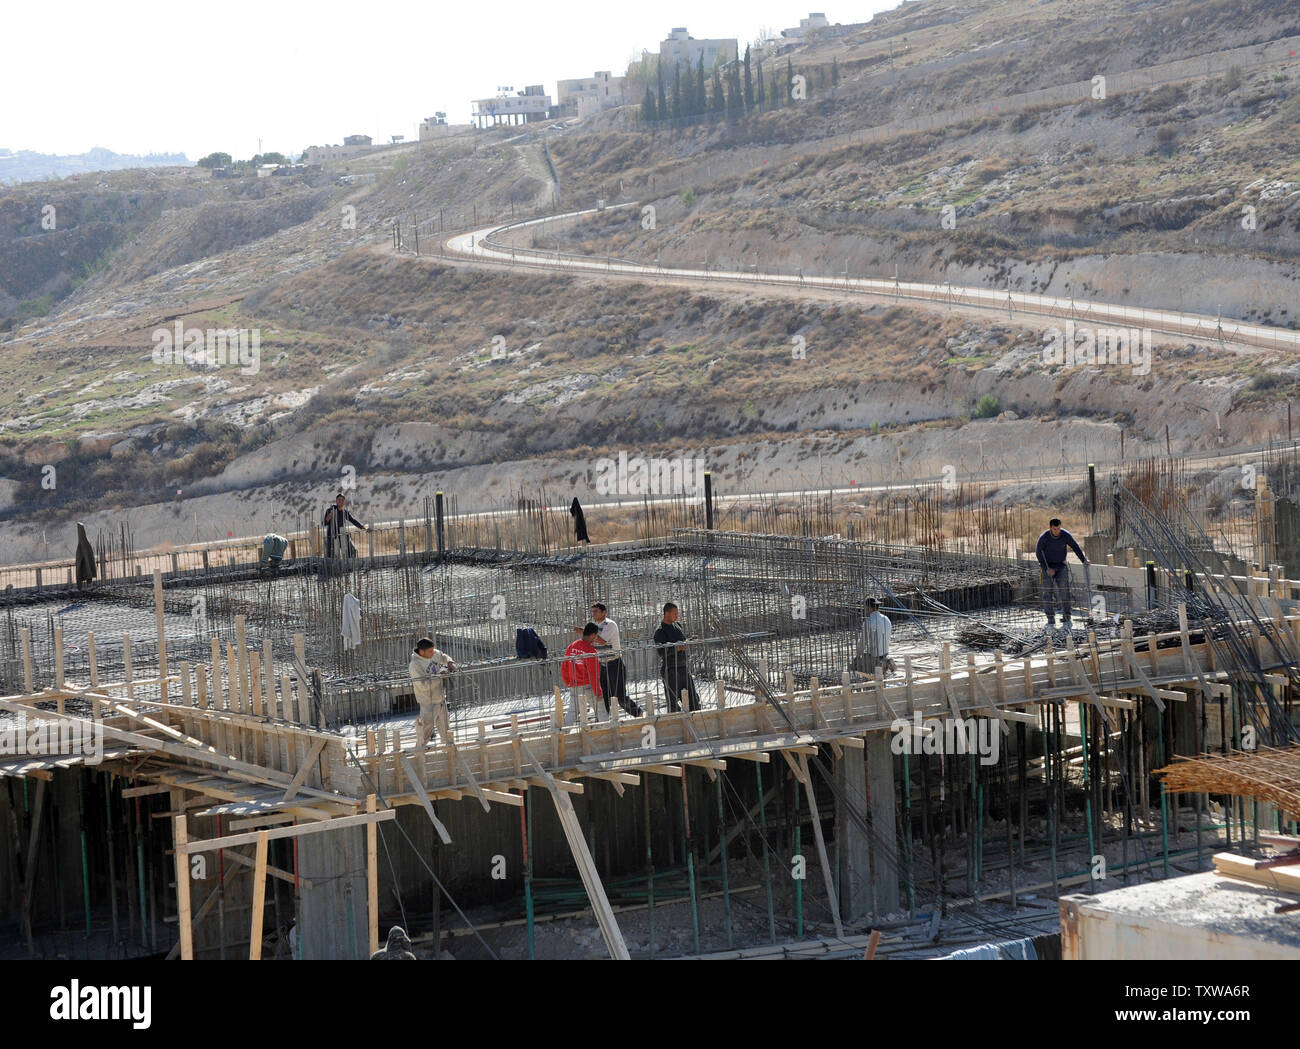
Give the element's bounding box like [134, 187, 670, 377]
[445, 203, 1300, 355]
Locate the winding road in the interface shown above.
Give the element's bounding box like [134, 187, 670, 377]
[445, 203, 1300, 355]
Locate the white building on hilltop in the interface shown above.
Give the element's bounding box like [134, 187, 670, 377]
[556, 71, 628, 118]
[659, 27, 738, 73]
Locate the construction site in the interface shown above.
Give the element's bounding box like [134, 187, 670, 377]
[0, 457, 1297, 961]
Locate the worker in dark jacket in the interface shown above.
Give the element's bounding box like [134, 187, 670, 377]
[1035, 518, 1088, 628]
[323, 492, 368, 558]
[653, 602, 700, 712]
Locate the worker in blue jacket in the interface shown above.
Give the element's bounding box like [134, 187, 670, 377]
[1035, 518, 1089, 629]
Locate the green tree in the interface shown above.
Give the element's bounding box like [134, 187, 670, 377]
[696, 55, 706, 117]
[743, 46, 754, 110]
[642, 87, 657, 121]
[974, 394, 1001, 419]
[197, 151, 232, 168]
[757, 62, 766, 109]
[831, 57, 839, 87]
[786, 57, 794, 103]
[672, 62, 682, 120]
[711, 66, 724, 112]
[657, 61, 667, 122]
[727, 64, 743, 116]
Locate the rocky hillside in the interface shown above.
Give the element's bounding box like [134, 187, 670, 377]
[0, 0, 1298, 561]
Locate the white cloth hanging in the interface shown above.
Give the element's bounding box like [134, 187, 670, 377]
[342, 592, 362, 650]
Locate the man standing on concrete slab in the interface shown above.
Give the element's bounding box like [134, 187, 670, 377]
[852, 598, 894, 675]
[581, 602, 642, 718]
[324, 492, 368, 559]
[410, 638, 457, 745]
[654, 602, 701, 712]
[1035, 517, 1089, 629]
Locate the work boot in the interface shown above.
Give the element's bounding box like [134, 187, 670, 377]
[1045, 615, 1056, 629]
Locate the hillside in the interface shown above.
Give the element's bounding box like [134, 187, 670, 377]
[0, 0, 1298, 562]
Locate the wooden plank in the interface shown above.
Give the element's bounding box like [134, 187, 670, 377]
[455, 750, 493, 813]
[174, 812, 194, 961]
[1212, 852, 1300, 894]
[122, 784, 172, 798]
[366, 795, 379, 957]
[178, 808, 396, 854]
[280, 739, 326, 804]
[796, 752, 844, 939]
[248, 831, 269, 960]
[154, 570, 168, 703]
[20, 627, 31, 693]
[1119, 643, 1168, 713]
[398, 755, 452, 844]
[520, 740, 629, 961]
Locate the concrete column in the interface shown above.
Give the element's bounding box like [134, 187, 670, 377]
[837, 734, 900, 920]
[296, 826, 369, 959]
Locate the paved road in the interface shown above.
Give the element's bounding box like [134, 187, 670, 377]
[445, 204, 1300, 355]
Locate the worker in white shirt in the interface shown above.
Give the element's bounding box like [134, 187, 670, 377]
[409, 638, 457, 745]
[853, 598, 894, 676]
[590, 602, 641, 718]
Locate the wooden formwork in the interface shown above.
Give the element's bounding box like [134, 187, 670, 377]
[0, 561, 1295, 959]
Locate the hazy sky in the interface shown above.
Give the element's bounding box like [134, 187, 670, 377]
[2, 2, 895, 161]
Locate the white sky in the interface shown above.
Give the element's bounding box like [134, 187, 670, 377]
[1, 2, 895, 160]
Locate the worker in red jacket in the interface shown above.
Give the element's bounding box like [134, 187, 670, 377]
[562, 623, 605, 726]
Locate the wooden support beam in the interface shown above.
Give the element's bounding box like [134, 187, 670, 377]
[454, 750, 493, 812]
[796, 753, 844, 939]
[248, 831, 269, 960]
[366, 795, 379, 958]
[176, 808, 397, 854]
[520, 740, 629, 961]
[398, 755, 452, 845]
[280, 739, 326, 804]
[173, 811, 193, 961]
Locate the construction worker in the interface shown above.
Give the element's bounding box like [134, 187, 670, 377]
[323, 492, 368, 558]
[409, 638, 457, 745]
[654, 602, 701, 712]
[1035, 517, 1089, 628]
[575, 602, 642, 718]
[853, 597, 894, 675]
[563, 623, 605, 725]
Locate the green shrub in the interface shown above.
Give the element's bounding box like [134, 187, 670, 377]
[974, 394, 1000, 418]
